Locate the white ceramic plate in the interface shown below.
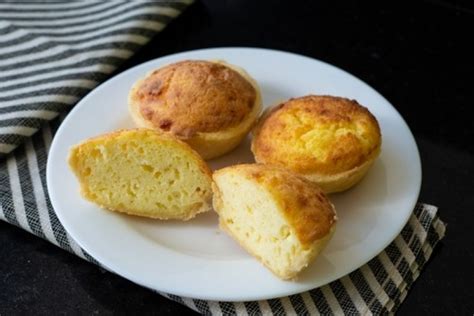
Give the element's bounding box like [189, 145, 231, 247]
[47, 47, 421, 301]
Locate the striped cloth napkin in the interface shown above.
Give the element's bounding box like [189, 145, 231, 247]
[0, 0, 192, 158]
[171, 203, 445, 315]
[0, 2, 446, 315]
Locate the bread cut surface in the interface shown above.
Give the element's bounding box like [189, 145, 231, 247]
[129, 60, 262, 159]
[212, 164, 337, 280]
[252, 95, 381, 193]
[68, 129, 212, 220]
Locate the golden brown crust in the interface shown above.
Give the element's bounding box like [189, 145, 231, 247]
[214, 164, 337, 247]
[129, 60, 257, 138]
[252, 95, 381, 175]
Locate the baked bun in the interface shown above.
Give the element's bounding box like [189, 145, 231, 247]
[129, 60, 262, 160]
[212, 164, 337, 280]
[252, 95, 381, 193]
[68, 129, 212, 220]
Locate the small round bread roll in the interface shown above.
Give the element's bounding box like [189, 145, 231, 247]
[68, 129, 213, 220]
[252, 95, 382, 193]
[129, 60, 262, 160]
[212, 164, 337, 280]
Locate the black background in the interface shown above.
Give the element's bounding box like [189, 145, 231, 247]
[1, 1, 473, 314]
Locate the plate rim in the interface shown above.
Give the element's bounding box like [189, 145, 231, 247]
[46, 46, 421, 301]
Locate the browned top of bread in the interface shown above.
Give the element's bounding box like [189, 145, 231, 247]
[129, 60, 257, 138]
[222, 164, 337, 246]
[252, 95, 381, 175]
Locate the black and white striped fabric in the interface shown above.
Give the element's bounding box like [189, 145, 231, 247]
[0, 0, 192, 159]
[170, 203, 446, 315]
[0, 120, 446, 315]
[0, 2, 447, 315]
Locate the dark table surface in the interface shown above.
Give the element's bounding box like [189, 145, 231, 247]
[1, 1, 473, 314]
